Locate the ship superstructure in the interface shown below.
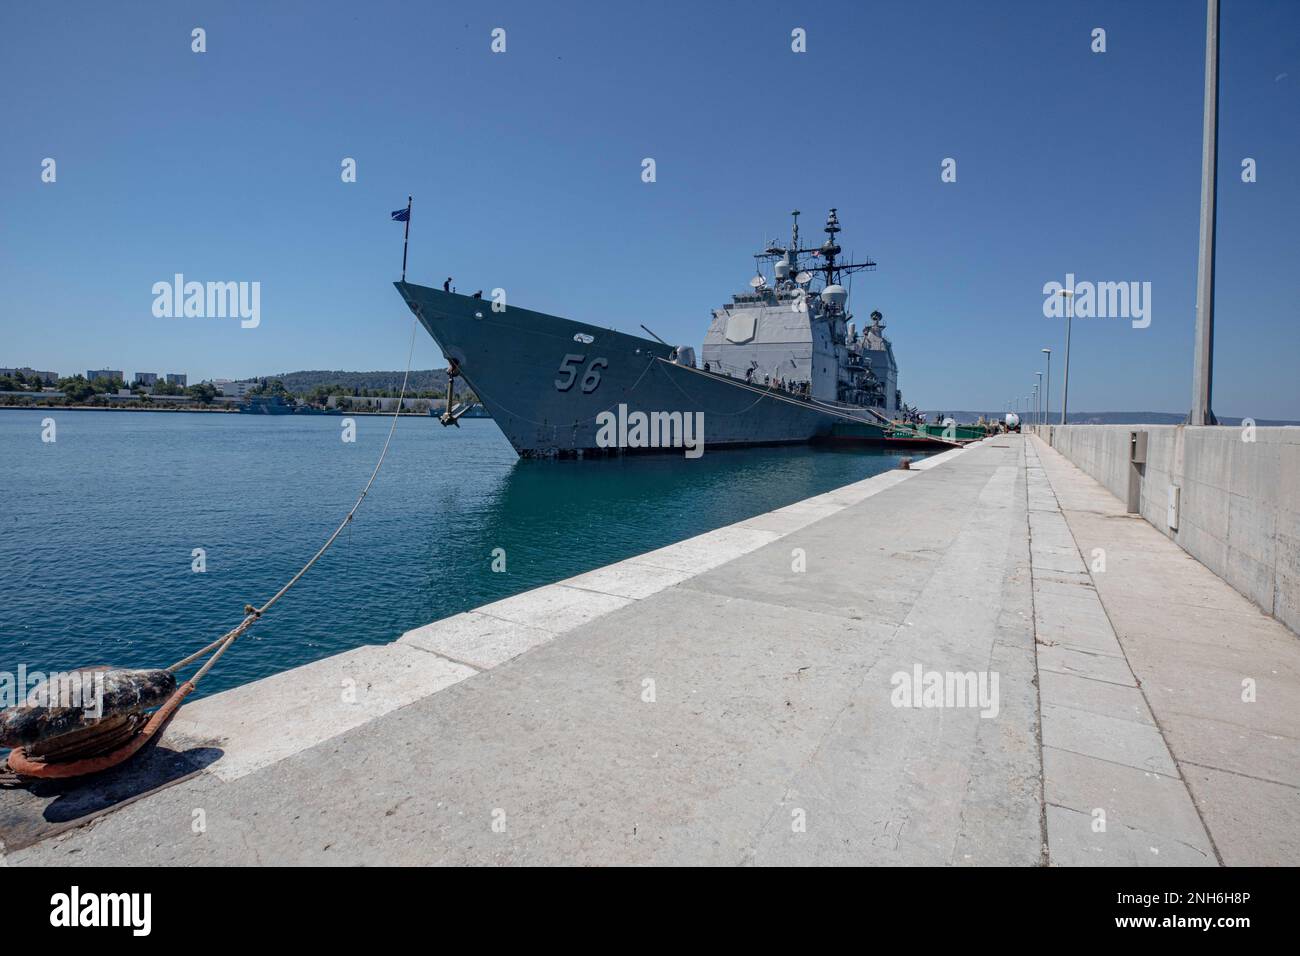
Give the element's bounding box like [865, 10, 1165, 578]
[701, 209, 900, 414]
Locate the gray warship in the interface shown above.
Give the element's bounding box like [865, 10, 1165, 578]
[395, 209, 916, 458]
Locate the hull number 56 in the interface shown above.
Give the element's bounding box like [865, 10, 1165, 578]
[555, 354, 608, 393]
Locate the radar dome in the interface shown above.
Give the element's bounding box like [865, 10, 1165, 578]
[820, 285, 848, 309]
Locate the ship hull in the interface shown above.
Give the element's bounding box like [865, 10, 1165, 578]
[395, 281, 889, 458]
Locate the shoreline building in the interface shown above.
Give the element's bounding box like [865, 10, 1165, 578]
[208, 378, 256, 399]
[0, 367, 59, 384]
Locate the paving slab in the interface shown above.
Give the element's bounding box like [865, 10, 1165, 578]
[1181, 763, 1300, 866]
[1037, 670, 1154, 725]
[1040, 703, 1178, 776]
[1046, 805, 1216, 867]
[399, 611, 555, 669]
[1038, 644, 1139, 686]
[1043, 747, 1213, 854]
[165, 643, 478, 783]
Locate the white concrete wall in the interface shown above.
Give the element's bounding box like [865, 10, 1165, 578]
[1033, 424, 1299, 634]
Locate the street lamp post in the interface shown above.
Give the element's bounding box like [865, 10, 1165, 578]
[1191, 0, 1219, 425]
[1058, 290, 1075, 425]
[1041, 349, 1052, 429]
[1035, 371, 1044, 427]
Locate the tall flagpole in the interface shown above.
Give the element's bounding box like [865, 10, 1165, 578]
[401, 195, 412, 283]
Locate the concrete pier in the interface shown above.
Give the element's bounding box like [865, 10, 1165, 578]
[3, 435, 1296, 866]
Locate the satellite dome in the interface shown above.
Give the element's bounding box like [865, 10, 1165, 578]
[820, 285, 848, 309]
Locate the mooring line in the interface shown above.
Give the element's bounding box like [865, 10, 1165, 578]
[167, 317, 420, 682]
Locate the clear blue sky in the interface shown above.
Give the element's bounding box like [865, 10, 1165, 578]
[2, 0, 1297, 418]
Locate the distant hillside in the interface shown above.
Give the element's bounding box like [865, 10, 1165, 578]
[923, 410, 1299, 426]
[267, 369, 450, 396]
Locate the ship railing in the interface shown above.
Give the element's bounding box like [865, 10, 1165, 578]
[698, 360, 813, 399]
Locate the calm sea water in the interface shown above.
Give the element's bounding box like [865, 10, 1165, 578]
[0, 410, 925, 698]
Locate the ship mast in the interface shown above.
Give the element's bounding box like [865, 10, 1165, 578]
[757, 208, 876, 289]
[811, 208, 875, 287]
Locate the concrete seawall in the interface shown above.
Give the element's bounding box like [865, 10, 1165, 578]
[1032, 424, 1299, 634]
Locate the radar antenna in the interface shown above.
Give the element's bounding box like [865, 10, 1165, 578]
[750, 207, 876, 289]
[812, 208, 875, 287]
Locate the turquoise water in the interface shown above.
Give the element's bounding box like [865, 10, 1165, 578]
[0, 410, 925, 698]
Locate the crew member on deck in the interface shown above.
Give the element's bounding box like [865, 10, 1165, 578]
[444, 277, 452, 292]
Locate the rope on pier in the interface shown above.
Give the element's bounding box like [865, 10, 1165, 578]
[2, 318, 420, 782]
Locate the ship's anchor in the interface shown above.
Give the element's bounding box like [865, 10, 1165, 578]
[440, 359, 469, 427]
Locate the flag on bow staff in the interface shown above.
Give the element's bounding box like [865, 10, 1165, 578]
[393, 197, 412, 280]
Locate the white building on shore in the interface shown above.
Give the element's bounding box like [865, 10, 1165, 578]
[208, 378, 257, 398]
